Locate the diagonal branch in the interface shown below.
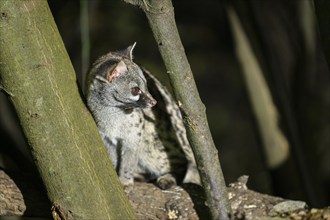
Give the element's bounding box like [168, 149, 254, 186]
[123, 0, 231, 219]
[0, 1, 135, 219]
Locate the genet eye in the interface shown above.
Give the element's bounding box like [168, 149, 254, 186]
[131, 87, 141, 96]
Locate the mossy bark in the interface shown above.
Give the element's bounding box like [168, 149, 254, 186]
[0, 1, 135, 219]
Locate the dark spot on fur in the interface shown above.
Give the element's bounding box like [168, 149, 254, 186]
[124, 108, 133, 114]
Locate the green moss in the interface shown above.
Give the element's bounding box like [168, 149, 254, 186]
[0, 1, 135, 219]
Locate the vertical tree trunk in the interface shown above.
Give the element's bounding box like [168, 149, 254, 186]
[0, 1, 135, 219]
[123, 1, 231, 219]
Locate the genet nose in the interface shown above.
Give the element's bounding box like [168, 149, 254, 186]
[149, 99, 157, 107]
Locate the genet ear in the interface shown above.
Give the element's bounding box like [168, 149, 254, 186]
[106, 61, 128, 82]
[125, 42, 136, 61]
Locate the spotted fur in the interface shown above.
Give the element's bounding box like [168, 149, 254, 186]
[86, 43, 200, 189]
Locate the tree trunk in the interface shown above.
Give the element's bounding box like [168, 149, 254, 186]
[226, 6, 289, 170]
[0, 1, 135, 219]
[123, 1, 231, 219]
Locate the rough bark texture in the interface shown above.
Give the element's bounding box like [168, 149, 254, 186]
[2, 169, 330, 220]
[0, 170, 26, 216]
[0, 1, 135, 219]
[123, 0, 231, 219]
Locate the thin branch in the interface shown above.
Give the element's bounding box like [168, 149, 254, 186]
[123, 0, 231, 219]
[80, 0, 90, 92]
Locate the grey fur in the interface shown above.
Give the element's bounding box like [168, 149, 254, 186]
[86, 44, 200, 189]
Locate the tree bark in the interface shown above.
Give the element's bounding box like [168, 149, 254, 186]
[5, 169, 328, 220]
[123, 1, 231, 219]
[0, 1, 135, 219]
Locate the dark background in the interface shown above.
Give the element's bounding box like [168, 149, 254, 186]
[1, 0, 329, 208]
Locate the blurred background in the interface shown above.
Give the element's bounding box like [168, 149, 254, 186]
[1, 0, 329, 208]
